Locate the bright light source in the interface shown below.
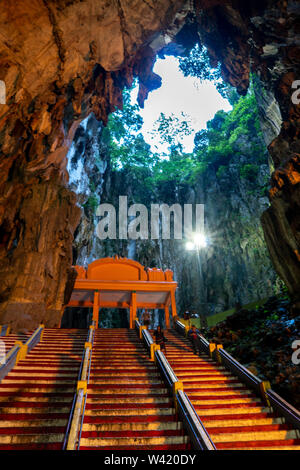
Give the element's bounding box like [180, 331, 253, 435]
[186, 241, 195, 251]
[193, 233, 207, 248]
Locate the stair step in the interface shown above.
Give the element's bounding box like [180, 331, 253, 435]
[84, 414, 177, 423]
[7, 372, 79, 378]
[0, 426, 66, 435]
[0, 433, 65, 444]
[0, 385, 76, 392]
[87, 389, 168, 395]
[90, 366, 156, 371]
[184, 383, 246, 391]
[174, 373, 234, 380]
[191, 395, 258, 405]
[0, 412, 69, 421]
[89, 379, 163, 385]
[194, 402, 266, 411]
[13, 367, 79, 372]
[79, 435, 189, 447]
[0, 403, 72, 411]
[201, 411, 275, 421]
[84, 408, 175, 416]
[181, 379, 240, 385]
[86, 396, 171, 404]
[82, 422, 182, 431]
[87, 384, 164, 390]
[208, 423, 291, 434]
[89, 372, 160, 377]
[217, 441, 300, 450]
[211, 429, 299, 443]
[81, 430, 184, 438]
[0, 394, 73, 403]
[79, 443, 190, 450]
[0, 418, 68, 428]
[187, 389, 251, 396]
[2, 379, 78, 384]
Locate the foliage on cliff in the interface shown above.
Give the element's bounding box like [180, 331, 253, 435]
[178, 44, 240, 105]
[100, 75, 267, 196]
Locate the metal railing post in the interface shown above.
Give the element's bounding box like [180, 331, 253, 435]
[66, 324, 94, 450]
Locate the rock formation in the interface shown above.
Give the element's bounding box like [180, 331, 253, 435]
[0, 1, 299, 330]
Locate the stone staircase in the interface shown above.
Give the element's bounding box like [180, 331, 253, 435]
[79, 328, 190, 450]
[1, 325, 298, 450]
[0, 328, 87, 450]
[161, 329, 300, 450]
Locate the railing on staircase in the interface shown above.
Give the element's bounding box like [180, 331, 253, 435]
[155, 349, 180, 391]
[0, 343, 20, 382]
[174, 319, 300, 431]
[0, 325, 10, 337]
[266, 389, 300, 430]
[176, 389, 216, 450]
[136, 319, 160, 361]
[24, 325, 44, 354]
[0, 324, 44, 382]
[135, 319, 216, 450]
[217, 348, 270, 402]
[65, 323, 95, 450]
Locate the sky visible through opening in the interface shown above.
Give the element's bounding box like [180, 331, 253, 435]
[130, 56, 232, 154]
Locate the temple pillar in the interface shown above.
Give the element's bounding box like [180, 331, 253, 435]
[93, 291, 99, 328]
[170, 290, 177, 320]
[164, 305, 170, 329]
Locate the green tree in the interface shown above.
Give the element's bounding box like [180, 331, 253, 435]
[99, 76, 267, 198]
[179, 44, 240, 105]
[103, 87, 158, 171]
[240, 164, 259, 182]
[151, 112, 192, 153]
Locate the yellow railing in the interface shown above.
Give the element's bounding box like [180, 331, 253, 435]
[0, 324, 44, 381]
[66, 324, 94, 450]
[135, 319, 215, 450]
[14, 324, 45, 364]
[0, 325, 10, 337]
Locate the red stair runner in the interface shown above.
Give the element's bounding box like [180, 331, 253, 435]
[79, 329, 190, 450]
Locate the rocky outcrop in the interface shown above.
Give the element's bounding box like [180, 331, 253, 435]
[0, 175, 81, 331]
[252, 74, 282, 165]
[0, 1, 299, 329]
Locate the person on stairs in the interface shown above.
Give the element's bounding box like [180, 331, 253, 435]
[188, 325, 201, 355]
[183, 310, 191, 326]
[154, 325, 167, 354]
[141, 309, 151, 329]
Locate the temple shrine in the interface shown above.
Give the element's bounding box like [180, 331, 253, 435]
[66, 256, 178, 328]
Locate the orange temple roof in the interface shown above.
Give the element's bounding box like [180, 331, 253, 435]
[67, 256, 177, 328]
